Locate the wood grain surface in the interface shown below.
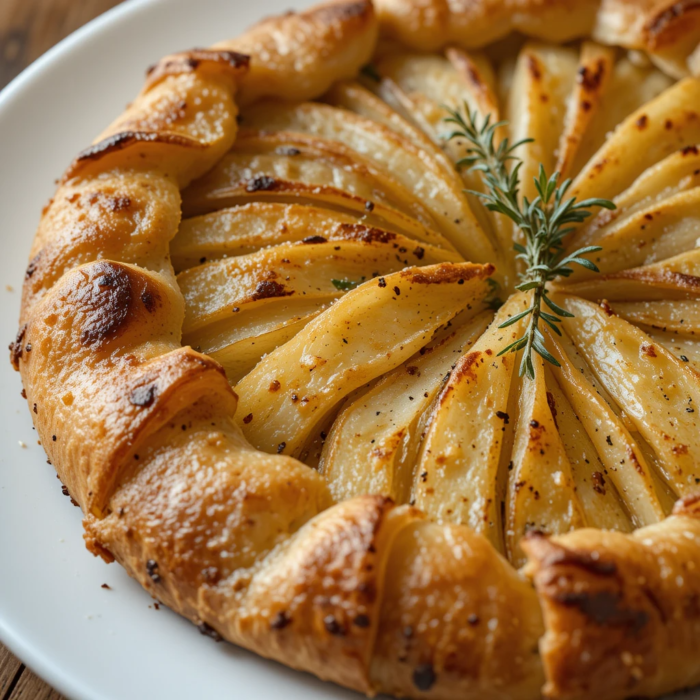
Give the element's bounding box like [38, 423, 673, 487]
[1, 4, 125, 697]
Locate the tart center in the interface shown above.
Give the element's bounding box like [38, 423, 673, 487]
[173, 41, 700, 564]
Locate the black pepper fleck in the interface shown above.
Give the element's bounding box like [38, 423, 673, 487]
[413, 664, 436, 691]
[146, 559, 161, 583]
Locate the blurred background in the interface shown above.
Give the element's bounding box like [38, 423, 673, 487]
[0, 2, 124, 696]
[0, 0, 123, 89]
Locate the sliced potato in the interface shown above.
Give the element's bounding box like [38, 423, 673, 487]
[173, 203, 356, 270]
[560, 249, 700, 301]
[241, 101, 497, 263]
[565, 187, 700, 279]
[506, 347, 585, 567]
[543, 365, 633, 532]
[546, 326, 667, 527]
[179, 234, 456, 336]
[372, 51, 515, 282]
[234, 263, 494, 456]
[560, 295, 700, 497]
[572, 77, 700, 203]
[324, 80, 455, 174]
[446, 47, 500, 122]
[182, 132, 438, 228]
[608, 300, 700, 337]
[570, 145, 700, 253]
[507, 43, 579, 203]
[556, 42, 616, 179]
[412, 294, 529, 552]
[321, 310, 492, 504]
[173, 204, 461, 271]
[647, 329, 700, 374]
[209, 312, 320, 384]
[569, 56, 673, 177]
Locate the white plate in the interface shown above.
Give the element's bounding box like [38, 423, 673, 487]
[0, 1, 697, 699]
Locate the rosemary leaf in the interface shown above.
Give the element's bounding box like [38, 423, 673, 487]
[444, 103, 615, 379]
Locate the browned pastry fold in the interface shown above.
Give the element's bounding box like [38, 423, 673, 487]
[523, 495, 700, 700]
[374, 0, 700, 77]
[10, 1, 700, 699]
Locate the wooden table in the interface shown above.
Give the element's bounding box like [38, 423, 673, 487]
[0, 4, 125, 697]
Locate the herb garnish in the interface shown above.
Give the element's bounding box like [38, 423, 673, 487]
[444, 104, 615, 379]
[332, 277, 366, 291]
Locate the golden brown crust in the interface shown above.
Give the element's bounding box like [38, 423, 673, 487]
[522, 511, 700, 700]
[12, 1, 700, 699]
[374, 0, 700, 76]
[371, 521, 545, 699]
[214, 0, 378, 105]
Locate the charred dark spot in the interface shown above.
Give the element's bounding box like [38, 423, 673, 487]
[393, 286, 401, 296]
[277, 442, 286, 454]
[243, 413, 253, 424]
[302, 235, 327, 244]
[530, 420, 540, 429]
[245, 175, 277, 192]
[682, 145, 700, 156]
[600, 299, 615, 317]
[647, 1, 700, 39]
[197, 621, 222, 642]
[269, 380, 281, 392]
[140, 290, 158, 313]
[413, 664, 436, 691]
[252, 280, 293, 301]
[406, 366, 419, 376]
[79, 264, 133, 347]
[546, 392, 558, 429]
[276, 146, 301, 156]
[592, 471, 606, 495]
[25, 253, 40, 280]
[468, 613, 480, 625]
[529, 537, 618, 576]
[555, 590, 648, 633]
[72, 131, 204, 172]
[146, 559, 161, 583]
[641, 344, 657, 358]
[453, 351, 481, 383]
[316, 0, 370, 22]
[337, 223, 396, 244]
[406, 263, 494, 286]
[496, 410, 509, 424]
[527, 54, 542, 81]
[270, 611, 291, 629]
[148, 49, 250, 80]
[636, 115, 649, 130]
[378, 277, 386, 288]
[413, 246, 425, 259]
[364, 200, 375, 212]
[353, 614, 370, 628]
[130, 384, 157, 408]
[9, 324, 27, 370]
[578, 60, 606, 91]
[324, 615, 345, 635]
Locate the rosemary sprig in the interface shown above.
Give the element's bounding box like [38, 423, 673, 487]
[444, 104, 615, 379]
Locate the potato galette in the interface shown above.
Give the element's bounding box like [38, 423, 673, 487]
[11, 1, 700, 699]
